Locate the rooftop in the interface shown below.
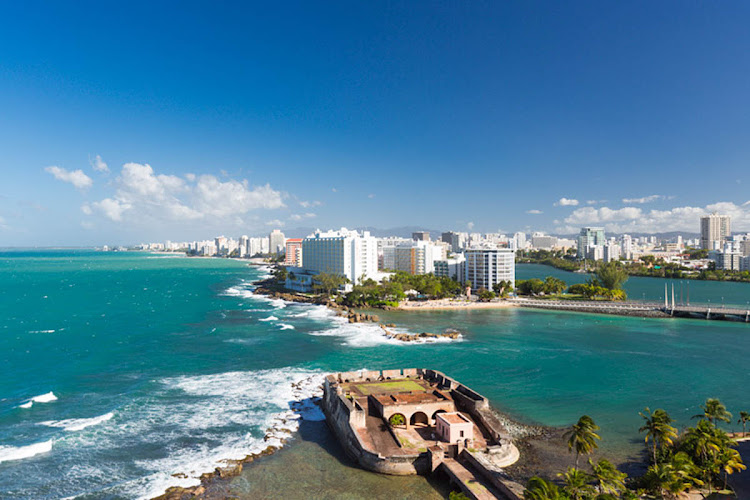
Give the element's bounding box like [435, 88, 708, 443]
[437, 412, 471, 425]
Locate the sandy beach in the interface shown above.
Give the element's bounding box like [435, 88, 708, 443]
[397, 299, 518, 311]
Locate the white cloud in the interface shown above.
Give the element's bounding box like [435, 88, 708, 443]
[81, 221, 94, 229]
[299, 200, 321, 208]
[557, 201, 750, 234]
[0, 215, 7, 229]
[265, 219, 285, 227]
[80, 204, 93, 215]
[90, 155, 109, 173]
[621, 194, 668, 204]
[88, 163, 285, 226]
[331, 187, 337, 192]
[467, 222, 475, 230]
[45, 166, 93, 190]
[554, 197, 579, 207]
[368, 194, 375, 199]
[92, 198, 131, 221]
[290, 213, 316, 221]
[526, 209, 543, 215]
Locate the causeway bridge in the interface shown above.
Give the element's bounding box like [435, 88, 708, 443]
[512, 295, 750, 322]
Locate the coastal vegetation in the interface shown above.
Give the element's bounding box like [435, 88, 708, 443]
[516, 271, 627, 301]
[523, 398, 747, 499]
[340, 272, 464, 307]
[517, 249, 750, 284]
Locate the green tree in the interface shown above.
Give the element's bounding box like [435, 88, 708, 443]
[543, 276, 567, 294]
[594, 262, 629, 290]
[493, 280, 513, 298]
[564, 415, 601, 469]
[517, 278, 545, 296]
[388, 413, 405, 426]
[477, 288, 496, 302]
[639, 407, 678, 464]
[557, 467, 595, 500]
[738, 410, 749, 437]
[313, 272, 347, 296]
[692, 398, 732, 425]
[588, 458, 627, 496]
[524, 476, 567, 500]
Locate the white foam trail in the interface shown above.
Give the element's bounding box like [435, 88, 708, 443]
[19, 391, 58, 408]
[32, 392, 58, 403]
[90, 368, 325, 500]
[40, 412, 114, 432]
[0, 440, 53, 463]
[278, 323, 295, 330]
[28, 329, 56, 333]
[259, 315, 278, 322]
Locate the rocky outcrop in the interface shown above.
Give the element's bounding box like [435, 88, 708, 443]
[347, 312, 379, 323]
[379, 324, 461, 342]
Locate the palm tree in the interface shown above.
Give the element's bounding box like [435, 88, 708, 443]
[563, 415, 601, 469]
[738, 410, 749, 437]
[639, 407, 678, 463]
[693, 398, 732, 425]
[588, 458, 627, 495]
[523, 476, 565, 500]
[717, 447, 746, 491]
[643, 452, 703, 499]
[557, 467, 594, 500]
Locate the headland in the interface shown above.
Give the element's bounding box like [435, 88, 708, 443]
[322, 368, 526, 500]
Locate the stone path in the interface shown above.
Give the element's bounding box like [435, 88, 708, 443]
[441, 458, 501, 500]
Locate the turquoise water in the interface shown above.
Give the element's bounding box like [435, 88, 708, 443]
[1, 253, 749, 499]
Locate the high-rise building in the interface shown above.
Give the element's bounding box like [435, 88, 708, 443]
[434, 254, 466, 281]
[284, 238, 303, 267]
[577, 227, 605, 259]
[464, 248, 515, 291]
[301, 228, 378, 283]
[621, 234, 633, 260]
[214, 236, 228, 256]
[603, 243, 621, 263]
[441, 231, 465, 253]
[412, 231, 430, 242]
[700, 213, 731, 250]
[269, 229, 286, 254]
[531, 233, 557, 250]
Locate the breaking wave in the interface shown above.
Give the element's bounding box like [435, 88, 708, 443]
[40, 412, 114, 432]
[0, 440, 53, 464]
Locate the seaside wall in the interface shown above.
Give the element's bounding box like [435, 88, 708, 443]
[322, 374, 426, 475]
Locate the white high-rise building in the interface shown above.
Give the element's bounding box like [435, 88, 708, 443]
[464, 248, 515, 292]
[513, 232, 527, 251]
[301, 228, 379, 284]
[621, 234, 633, 260]
[700, 213, 731, 250]
[269, 229, 286, 255]
[434, 254, 466, 281]
[603, 243, 621, 263]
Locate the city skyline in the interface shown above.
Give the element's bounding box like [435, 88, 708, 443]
[2, 2, 750, 246]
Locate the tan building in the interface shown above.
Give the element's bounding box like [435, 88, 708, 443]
[701, 213, 731, 250]
[436, 412, 474, 444]
[284, 238, 303, 266]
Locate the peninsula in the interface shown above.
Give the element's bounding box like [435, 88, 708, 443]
[322, 368, 525, 500]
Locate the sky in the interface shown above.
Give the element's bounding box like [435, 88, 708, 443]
[1, 1, 750, 246]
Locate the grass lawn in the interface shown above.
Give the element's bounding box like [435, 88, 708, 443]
[355, 379, 426, 395]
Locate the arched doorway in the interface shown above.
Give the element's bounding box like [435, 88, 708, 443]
[388, 413, 407, 428]
[410, 411, 429, 427]
[432, 409, 447, 424]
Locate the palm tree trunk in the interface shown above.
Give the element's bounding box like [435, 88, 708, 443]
[575, 451, 580, 469]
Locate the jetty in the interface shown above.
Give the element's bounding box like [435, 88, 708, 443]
[322, 368, 524, 500]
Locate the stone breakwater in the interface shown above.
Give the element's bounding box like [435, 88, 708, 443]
[152, 376, 323, 500]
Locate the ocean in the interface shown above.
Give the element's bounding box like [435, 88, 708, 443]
[1, 252, 749, 499]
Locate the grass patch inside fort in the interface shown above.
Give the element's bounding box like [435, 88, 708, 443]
[354, 379, 426, 395]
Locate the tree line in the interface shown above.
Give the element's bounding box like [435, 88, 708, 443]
[524, 398, 748, 499]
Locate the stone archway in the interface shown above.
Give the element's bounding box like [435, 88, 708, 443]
[410, 411, 429, 427]
[432, 409, 447, 424]
[389, 413, 407, 428]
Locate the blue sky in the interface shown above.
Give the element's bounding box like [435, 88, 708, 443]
[1, 1, 749, 245]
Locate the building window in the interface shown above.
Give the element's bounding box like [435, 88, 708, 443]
[460, 430, 464, 437]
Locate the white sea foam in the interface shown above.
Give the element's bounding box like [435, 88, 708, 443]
[0, 440, 53, 463]
[28, 329, 56, 333]
[40, 412, 114, 432]
[88, 367, 326, 500]
[18, 391, 58, 408]
[278, 323, 295, 330]
[259, 315, 278, 322]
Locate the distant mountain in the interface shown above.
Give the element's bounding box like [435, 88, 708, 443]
[550, 231, 700, 239]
